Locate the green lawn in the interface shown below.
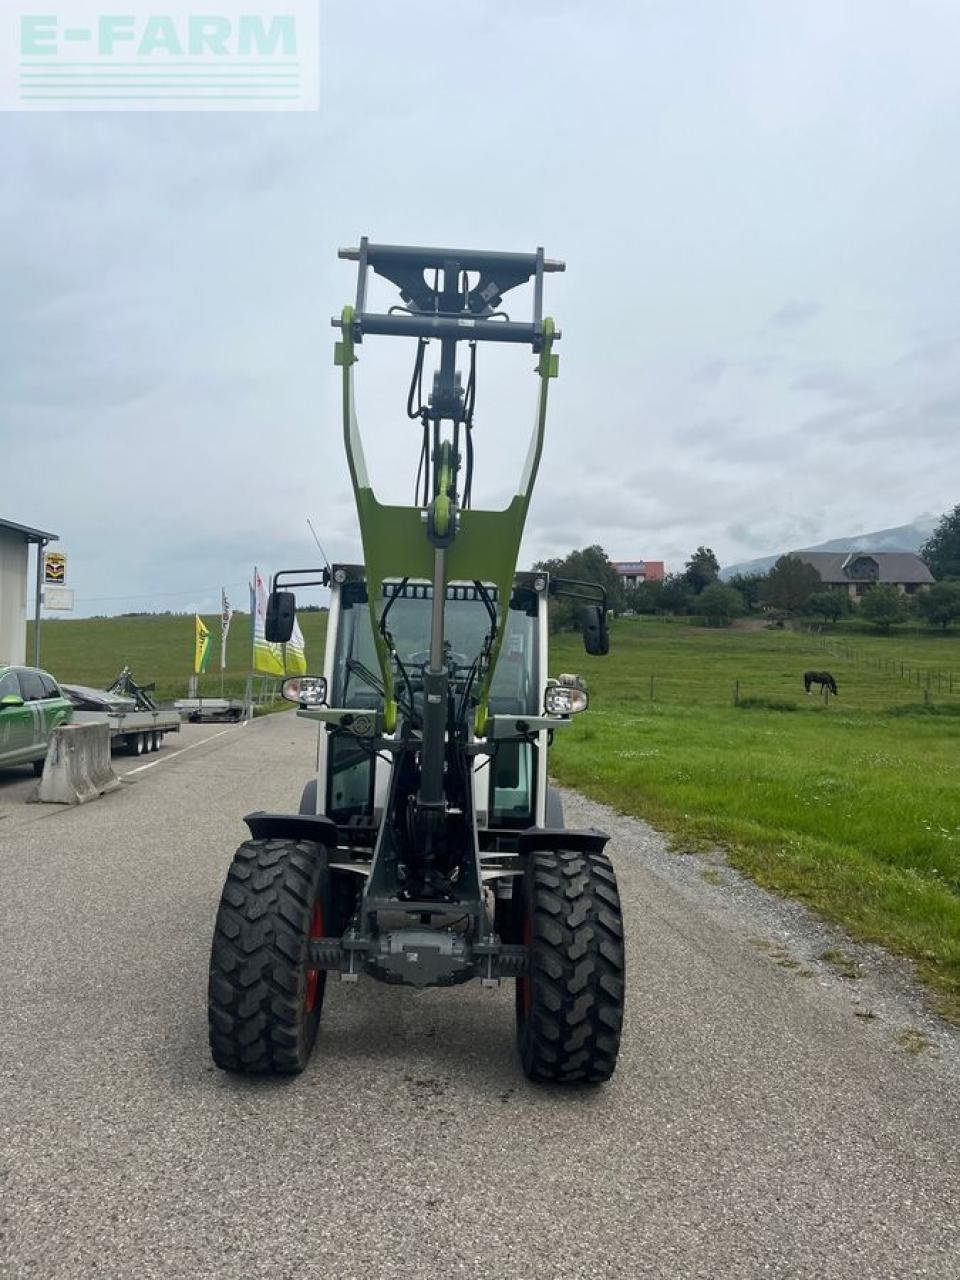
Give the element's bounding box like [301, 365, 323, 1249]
[549, 618, 960, 1018]
[27, 612, 328, 703]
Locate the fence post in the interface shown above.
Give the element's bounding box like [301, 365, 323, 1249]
[649, 675, 655, 702]
[733, 679, 740, 706]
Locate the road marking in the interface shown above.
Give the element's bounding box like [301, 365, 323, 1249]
[121, 722, 248, 776]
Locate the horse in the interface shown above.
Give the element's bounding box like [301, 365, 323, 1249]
[804, 670, 838, 696]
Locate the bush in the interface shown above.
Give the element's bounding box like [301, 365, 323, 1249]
[858, 584, 910, 632]
[699, 583, 744, 626]
[807, 590, 850, 624]
[915, 580, 960, 632]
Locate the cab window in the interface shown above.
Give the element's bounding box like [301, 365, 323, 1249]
[18, 671, 46, 702]
[0, 672, 19, 700]
[39, 674, 60, 698]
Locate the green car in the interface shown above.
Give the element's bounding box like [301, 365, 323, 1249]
[0, 665, 74, 776]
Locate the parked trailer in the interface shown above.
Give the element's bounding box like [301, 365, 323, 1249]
[72, 709, 181, 757]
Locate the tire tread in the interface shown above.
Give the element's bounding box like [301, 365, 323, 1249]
[208, 837, 327, 1075]
[519, 849, 625, 1084]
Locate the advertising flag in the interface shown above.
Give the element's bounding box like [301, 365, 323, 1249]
[194, 616, 212, 674]
[285, 617, 307, 676]
[220, 589, 234, 671]
[251, 568, 285, 676]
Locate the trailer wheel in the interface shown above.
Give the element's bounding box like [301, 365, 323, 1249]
[208, 838, 349, 1075]
[515, 848, 625, 1085]
[128, 733, 146, 756]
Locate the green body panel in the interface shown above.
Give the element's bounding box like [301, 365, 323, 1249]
[0, 665, 73, 766]
[338, 308, 557, 735]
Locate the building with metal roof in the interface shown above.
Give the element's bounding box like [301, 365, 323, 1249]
[0, 518, 59, 666]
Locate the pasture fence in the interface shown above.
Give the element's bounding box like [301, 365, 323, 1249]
[802, 629, 957, 696]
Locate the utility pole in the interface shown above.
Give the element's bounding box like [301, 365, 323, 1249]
[33, 539, 46, 667]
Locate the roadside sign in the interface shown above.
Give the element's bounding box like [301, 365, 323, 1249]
[43, 587, 74, 611]
[43, 550, 67, 584]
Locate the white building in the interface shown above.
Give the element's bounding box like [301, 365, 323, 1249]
[0, 518, 58, 666]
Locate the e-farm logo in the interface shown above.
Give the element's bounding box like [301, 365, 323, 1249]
[1, 1, 319, 110]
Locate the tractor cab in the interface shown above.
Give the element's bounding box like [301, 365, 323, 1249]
[324, 568, 542, 832]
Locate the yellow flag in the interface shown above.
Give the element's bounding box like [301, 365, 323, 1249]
[285, 617, 307, 675]
[194, 616, 212, 674]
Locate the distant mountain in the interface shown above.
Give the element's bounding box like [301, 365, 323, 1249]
[720, 516, 937, 580]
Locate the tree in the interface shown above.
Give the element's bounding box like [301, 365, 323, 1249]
[535, 544, 624, 632]
[920, 504, 960, 580]
[915, 580, 960, 632]
[761, 555, 822, 612]
[807, 590, 849, 625]
[698, 583, 744, 626]
[624, 580, 664, 614]
[658, 573, 694, 615]
[683, 546, 720, 594]
[727, 572, 766, 612]
[858, 584, 909, 633]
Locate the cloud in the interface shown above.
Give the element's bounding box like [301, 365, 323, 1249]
[769, 300, 823, 328]
[790, 364, 873, 402]
[4, 0, 960, 610]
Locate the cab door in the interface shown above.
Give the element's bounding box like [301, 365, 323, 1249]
[0, 670, 38, 764]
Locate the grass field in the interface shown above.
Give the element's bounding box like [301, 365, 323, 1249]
[548, 618, 960, 1018]
[27, 612, 329, 703]
[26, 609, 960, 1016]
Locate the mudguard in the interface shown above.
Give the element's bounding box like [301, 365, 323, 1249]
[243, 810, 340, 848]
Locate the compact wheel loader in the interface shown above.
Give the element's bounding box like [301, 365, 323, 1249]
[207, 241, 626, 1083]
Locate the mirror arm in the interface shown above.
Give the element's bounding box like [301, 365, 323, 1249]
[548, 576, 608, 614]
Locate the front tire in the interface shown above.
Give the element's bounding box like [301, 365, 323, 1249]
[208, 838, 348, 1075]
[516, 848, 625, 1084]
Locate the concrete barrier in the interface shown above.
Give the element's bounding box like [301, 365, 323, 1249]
[31, 722, 122, 805]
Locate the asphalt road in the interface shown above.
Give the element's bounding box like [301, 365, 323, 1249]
[1, 712, 957, 1279]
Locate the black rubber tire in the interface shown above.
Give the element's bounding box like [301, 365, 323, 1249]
[208, 838, 351, 1075]
[515, 848, 625, 1084]
[32, 757, 44, 777]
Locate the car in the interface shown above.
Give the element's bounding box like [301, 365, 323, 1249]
[0, 665, 74, 776]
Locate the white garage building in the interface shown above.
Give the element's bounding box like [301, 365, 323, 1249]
[0, 518, 58, 666]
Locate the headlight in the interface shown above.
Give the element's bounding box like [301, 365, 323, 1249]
[544, 683, 588, 716]
[282, 676, 327, 706]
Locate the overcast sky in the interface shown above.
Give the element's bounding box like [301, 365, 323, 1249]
[4, 0, 960, 616]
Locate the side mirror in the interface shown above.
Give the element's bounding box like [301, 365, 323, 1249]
[265, 590, 296, 643]
[0, 693, 24, 709]
[581, 606, 609, 656]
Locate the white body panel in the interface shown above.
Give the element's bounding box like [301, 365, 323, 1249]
[0, 530, 29, 666]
